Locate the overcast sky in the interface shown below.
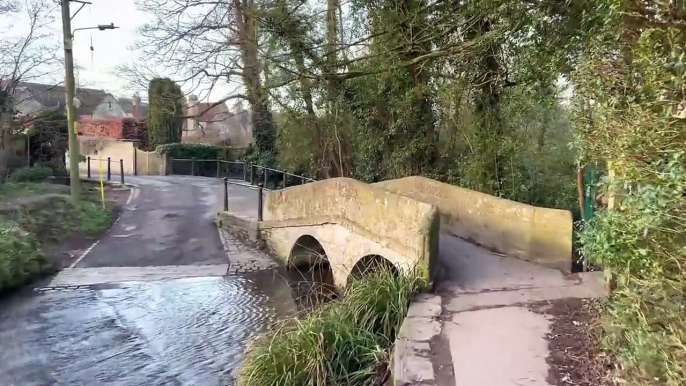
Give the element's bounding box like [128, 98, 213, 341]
[65, 0, 146, 98]
[4, 0, 232, 102]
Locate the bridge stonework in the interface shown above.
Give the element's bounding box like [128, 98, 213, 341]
[259, 178, 440, 289]
[217, 175, 574, 289]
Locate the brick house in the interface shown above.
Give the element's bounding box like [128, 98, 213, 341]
[183, 95, 253, 148]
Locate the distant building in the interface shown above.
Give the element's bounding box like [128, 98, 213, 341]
[182, 95, 253, 148]
[118, 94, 149, 119]
[14, 82, 127, 120]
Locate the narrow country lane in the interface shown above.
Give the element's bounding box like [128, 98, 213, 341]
[0, 176, 291, 386]
[77, 175, 259, 267]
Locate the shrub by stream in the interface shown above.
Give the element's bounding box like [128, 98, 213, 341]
[237, 268, 424, 386]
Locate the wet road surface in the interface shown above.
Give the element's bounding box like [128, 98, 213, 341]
[78, 175, 259, 268]
[0, 272, 297, 386]
[0, 176, 288, 386]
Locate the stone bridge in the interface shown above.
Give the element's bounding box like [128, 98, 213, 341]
[217, 176, 573, 289]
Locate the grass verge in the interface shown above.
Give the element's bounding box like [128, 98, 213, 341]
[238, 268, 425, 386]
[0, 182, 116, 293]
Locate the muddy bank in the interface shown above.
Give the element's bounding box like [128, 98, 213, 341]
[529, 298, 616, 386]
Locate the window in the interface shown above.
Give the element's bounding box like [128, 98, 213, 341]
[108, 102, 112, 110]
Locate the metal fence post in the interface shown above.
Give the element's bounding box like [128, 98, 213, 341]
[263, 168, 268, 188]
[282, 172, 287, 189]
[120, 159, 124, 184]
[191, 157, 196, 176]
[107, 157, 111, 181]
[87, 156, 91, 179]
[257, 184, 263, 221]
[223, 177, 229, 211]
[243, 162, 247, 181]
[250, 165, 254, 185]
[216, 159, 220, 178]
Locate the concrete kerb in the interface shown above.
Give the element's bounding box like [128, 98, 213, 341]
[79, 177, 140, 189]
[392, 293, 443, 386]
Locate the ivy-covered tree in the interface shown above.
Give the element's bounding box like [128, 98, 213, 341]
[147, 78, 183, 149]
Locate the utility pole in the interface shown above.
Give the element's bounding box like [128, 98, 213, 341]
[61, 0, 81, 200]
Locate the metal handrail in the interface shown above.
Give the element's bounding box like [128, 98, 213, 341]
[87, 157, 122, 164]
[251, 164, 316, 182]
[171, 158, 242, 164]
[169, 157, 315, 184]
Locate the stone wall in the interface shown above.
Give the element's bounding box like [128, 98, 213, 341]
[72, 138, 137, 175]
[374, 176, 573, 272]
[134, 148, 163, 175]
[261, 178, 440, 282]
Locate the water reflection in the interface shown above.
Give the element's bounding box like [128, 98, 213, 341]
[0, 272, 306, 386]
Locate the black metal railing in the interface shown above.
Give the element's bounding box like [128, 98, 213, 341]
[223, 178, 265, 221]
[86, 156, 125, 184]
[170, 157, 315, 190]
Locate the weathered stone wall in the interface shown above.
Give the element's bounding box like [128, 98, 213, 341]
[71, 138, 137, 175]
[261, 178, 440, 284]
[374, 176, 573, 272]
[134, 149, 163, 175]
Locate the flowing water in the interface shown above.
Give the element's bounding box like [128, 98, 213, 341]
[0, 269, 322, 386]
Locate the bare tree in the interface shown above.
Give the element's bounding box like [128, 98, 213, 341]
[0, 0, 60, 175]
[123, 0, 277, 162]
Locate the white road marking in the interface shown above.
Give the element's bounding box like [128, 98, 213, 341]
[69, 187, 135, 268]
[69, 240, 101, 268]
[126, 186, 139, 205]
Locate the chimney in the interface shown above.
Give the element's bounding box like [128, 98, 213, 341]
[187, 94, 199, 134]
[132, 93, 141, 119]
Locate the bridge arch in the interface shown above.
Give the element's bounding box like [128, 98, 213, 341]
[288, 234, 335, 302]
[347, 254, 398, 285]
[289, 235, 328, 268]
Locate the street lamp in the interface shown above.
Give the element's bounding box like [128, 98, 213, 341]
[73, 23, 119, 36]
[60, 0, 118, 200]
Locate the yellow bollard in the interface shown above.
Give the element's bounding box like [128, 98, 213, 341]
[99, 158, 106, 208]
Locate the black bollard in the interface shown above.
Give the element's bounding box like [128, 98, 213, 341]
[223, 177, 229, 211]
[257, 184, 263, 221]
[120, 159, 125, 184]
[87, 156, 91, 179]
[107, 157, 111, 181]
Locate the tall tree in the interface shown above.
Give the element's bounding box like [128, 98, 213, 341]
[147, 78, 183, 149]
[131, 0, 277, 165]
[0, 0, 59, 176]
